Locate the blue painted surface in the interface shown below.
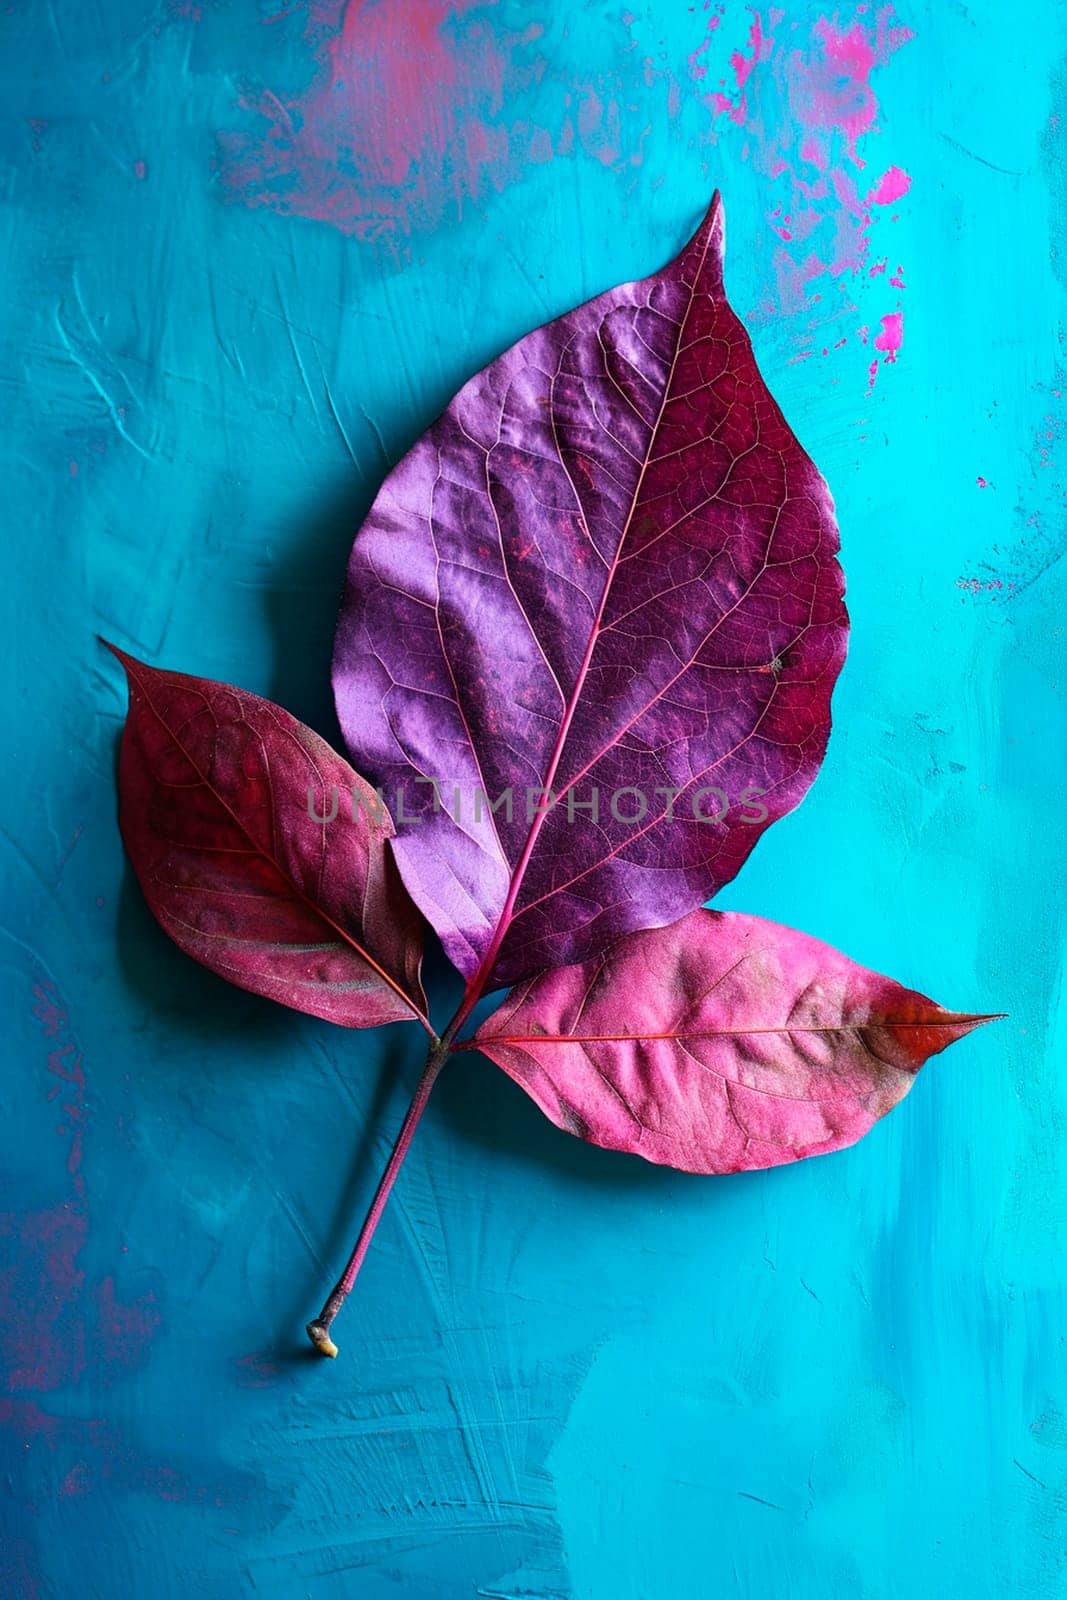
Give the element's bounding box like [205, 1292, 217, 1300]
[2, 3, 1064, 1596]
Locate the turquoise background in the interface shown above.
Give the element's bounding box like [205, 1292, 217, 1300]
[2, 3, 1064, 1596]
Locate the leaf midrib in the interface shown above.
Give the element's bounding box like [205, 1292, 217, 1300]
[472, 1016, 993, 1045]
[459, 203, 721, 999]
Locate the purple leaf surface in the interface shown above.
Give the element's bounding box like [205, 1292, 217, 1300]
[473, 910, 994, 1174]
[109, 647, 427, 1030]
[333, 194, 849, 989]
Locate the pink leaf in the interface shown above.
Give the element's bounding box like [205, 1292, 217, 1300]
[473, 910, 995, 1173]
[333, 194, 849, 990]
[108, 646, 427, 1030]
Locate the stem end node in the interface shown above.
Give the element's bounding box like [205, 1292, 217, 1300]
[307, 1321, 338, 1358]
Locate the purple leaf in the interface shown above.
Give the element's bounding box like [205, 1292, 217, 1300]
[473, 910, 995, 1174]
[108, 646, 428, 1030]
[333, 193, 848, 989]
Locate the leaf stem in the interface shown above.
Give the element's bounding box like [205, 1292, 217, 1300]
[306, 1035, 449, 1357]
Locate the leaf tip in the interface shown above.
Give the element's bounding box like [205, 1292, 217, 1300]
[959, 1010, 1007, 1033]
[697, 187, 725, 261]
[914, 1006, 1005, 1064]
[306, 1321, 338, 1358]
[99, 637, 139, 679]
[670, 188, 726, 295]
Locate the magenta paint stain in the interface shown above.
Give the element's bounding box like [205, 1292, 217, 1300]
[218, 0, 913, 396]
[687, 3, 725, 80]
[214, 1, 916, 420]
[94, 1276, 162, 1370]
[0, 980, 240, 1550]
[233, 1349, 283, 1387]
[59, 1461, 93, 1498]
[0, 1206, 89, 1392]
[2, 983, 160, 1409]
[218, 1, 583, 242]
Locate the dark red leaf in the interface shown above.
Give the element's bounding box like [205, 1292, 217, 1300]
[108, 646, 427, 1030]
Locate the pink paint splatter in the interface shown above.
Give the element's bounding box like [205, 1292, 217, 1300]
[687, 4, 724, 79]
[690, 5, 912, 391]
[956, 575, 1009, 594]
[976, 475, 992, 489]
[865, 309, 903, 390]
[133, 159, 147, 181]
[867, 163, 911, 205]
[874, 309, 903, 359]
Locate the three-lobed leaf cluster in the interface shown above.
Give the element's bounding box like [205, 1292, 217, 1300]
[109, 196, 993, 1354]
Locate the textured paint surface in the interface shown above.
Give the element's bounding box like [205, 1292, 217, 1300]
[1, 3, 1064, 1597]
